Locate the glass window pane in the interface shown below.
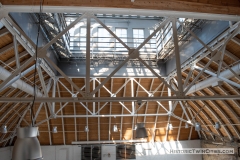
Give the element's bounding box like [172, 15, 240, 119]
[98, 27, 112, 50]
[80, 28, 86, 36]
[133, 29, 144, 48]
[116, 28, 127, 49]
[150, 29, 156, 50]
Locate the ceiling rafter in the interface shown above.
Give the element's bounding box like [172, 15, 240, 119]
[188, 101, 224, 140]
[70, 78, 77, 142]
[56, 81, 66, 145]
[170, 80, 199, 140]
[153, 84, 165, 141]
[133, 78, 140, 140]
[187, 105, 212, 140]
[120, 78, 127, 141]
[0, 6, 240, 145]
[44, 102, 52, 145]
[182, 57, 236, 140]
[108, 78, 113, 141]
[182, 68, 238, 140]
[98, 78, 101, 141]
[207, 87, 240, 138]
[0, 104, 29, 144]
[0, 103, 32, 145]
[194, 92, 233, 140]
[143, 79, 154, 125]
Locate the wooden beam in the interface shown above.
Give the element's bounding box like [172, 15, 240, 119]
[2, 0, 240, 15]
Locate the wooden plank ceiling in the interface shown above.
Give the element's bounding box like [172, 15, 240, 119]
[1, 0, 240, 15]
[0, 0, 240, 146]
[0, 24, 239, 147]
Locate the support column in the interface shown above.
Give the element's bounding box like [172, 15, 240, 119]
[172, 18, 183, 95]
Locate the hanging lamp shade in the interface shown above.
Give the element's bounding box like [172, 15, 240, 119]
[185, 123, 189, 128]
[85, 126, 89, 132]
[195, 122, 201, 131]
[12, 127, 43, 160]
[1, 125, 7, 133]
[167, 123, 173, 130]
[133, 124, 137, 130]
[215, 122, 221, 129]
[113, 125, 118, 132]
[52, 126, 58, 133]
[135, 123, 148, 138]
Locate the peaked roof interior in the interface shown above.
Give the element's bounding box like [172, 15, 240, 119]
[0, 0, 240, 147]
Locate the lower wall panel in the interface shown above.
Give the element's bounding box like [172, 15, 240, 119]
[0, 145, 81, 160]
[202, 141, 239, 160]
[42, 145, 81, 160]
[0, 147, 11, 160]
[136, 140, 202, 160]
[0, 140, 202, 160]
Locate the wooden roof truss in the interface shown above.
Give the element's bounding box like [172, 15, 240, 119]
[0, 6, 239, 146]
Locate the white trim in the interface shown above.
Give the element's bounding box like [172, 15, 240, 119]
[72, 139, 147, 144]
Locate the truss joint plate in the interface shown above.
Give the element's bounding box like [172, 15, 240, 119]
[50, 114, 57, 119]
[128, 48, 139, 59]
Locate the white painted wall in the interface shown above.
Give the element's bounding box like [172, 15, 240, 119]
[0, 147, 11, 160]
[0, 145, 81, 160]
[42, 145, 81, 160]
[136, 140, 202, 160]
[102, 144, 116, 160]
[0, 140, 201, 160]
[41, 146, 56, 160]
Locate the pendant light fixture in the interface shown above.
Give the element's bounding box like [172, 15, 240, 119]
[167, 123, 173, 130]
[113, 125, 118, 132]
[215, 122, 221, 130]
[52, 126, 58, 133]
[195, 122, 201, 131]
[133, 124, 137, 130]
[185, 123, 189, 128]
[85, 126, 89, 132]
[135, 123, 148, 138]
[1, 125, 7, 133]
[12, 127, 43, 160]
[12, 1, 43, 159]
[135, 101, 148, 138]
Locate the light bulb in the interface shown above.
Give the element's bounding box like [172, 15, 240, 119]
[52, 126, 57, 133]
[85, 126, 89, 132]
